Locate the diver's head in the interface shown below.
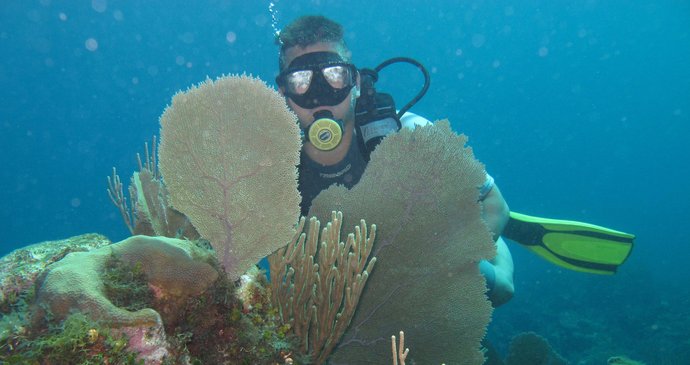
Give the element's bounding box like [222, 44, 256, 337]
[276, 16, 360, 151]
[276, 15, 351, 71]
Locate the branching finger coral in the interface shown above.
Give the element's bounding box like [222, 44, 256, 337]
[268, 211, 376, 364]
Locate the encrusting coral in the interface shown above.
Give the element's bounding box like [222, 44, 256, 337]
[0, 233, 112, 315]
[29, 236, 220, 363]
[32, 235, 218, 328]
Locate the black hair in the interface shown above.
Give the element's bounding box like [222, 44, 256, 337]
[276, 15, 350, 70]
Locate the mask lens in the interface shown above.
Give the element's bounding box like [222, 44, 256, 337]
[280, 52, 358, 108]
[286, 70, 313, 95]
[322, 65, 352, 89]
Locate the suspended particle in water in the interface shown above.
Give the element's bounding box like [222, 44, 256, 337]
[85, 38, 98, 51]
[226, 31, 237, 44]
[70, 198, 82, 208]
[91, 0, 107, 13]
[471, 34, 486, 48]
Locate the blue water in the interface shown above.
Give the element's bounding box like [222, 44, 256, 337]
[2, 1, 689, 363]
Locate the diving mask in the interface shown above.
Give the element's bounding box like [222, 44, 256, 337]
[277, 51, 357, 109]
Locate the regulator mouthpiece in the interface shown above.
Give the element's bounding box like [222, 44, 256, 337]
[305, 110, 343, 151]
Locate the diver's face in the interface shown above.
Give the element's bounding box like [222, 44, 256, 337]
[280, 42, 359, 130]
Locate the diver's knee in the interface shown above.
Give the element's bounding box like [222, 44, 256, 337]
[492, 276, 514, 307]
[481, 260, 514, 307]
[479, 260, 514, 307]
[494, 280, 515, 307]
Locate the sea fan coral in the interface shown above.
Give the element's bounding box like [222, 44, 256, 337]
[311, 121, 496, 365]
[158, 74, 302, 281]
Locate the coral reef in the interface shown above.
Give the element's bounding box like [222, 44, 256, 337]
[32, 235, 218, 328]
[504, 332, 568, 365]
[158, 74, 302, 282]
[27, 235, 220, 363]
[311, 121, 496, 365]
[1, 235, 302, 364]
[2, 313, 142, 364]
[4, 75, 500, 364]
[156, 263, 302, 364]
[0, 234, 112, 315]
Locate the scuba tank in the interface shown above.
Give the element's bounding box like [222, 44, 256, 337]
[354, 57, 430, 161]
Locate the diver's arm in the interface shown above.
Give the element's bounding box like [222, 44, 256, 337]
[400, 111, 431, 129]
[481, 183, 509, 240]
[480, 183, 514, 306]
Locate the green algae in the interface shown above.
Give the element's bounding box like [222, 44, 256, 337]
[1, 313, 142, 365]
[102, 251, 155, 311]
[160, 266, 306, 364]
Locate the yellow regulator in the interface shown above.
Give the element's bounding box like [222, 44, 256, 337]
[308, 112, 343, 151]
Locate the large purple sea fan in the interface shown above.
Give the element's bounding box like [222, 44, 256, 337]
[311, 121, 496, 365]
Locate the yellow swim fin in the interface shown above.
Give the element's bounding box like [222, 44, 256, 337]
[503, 211, 634, 275]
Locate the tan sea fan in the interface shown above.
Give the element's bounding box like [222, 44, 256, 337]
[158, 74, 302, 281]
[311, 121, 496, 365]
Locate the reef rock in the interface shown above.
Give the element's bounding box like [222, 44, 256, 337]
[607, 356, 646, 365]
[27, 235, 220, 364]
[32, 235, 219, 326]
[0, 233, 112, 311]
[505, 332, 568, 365]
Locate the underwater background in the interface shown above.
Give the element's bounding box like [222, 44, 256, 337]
[1, 0, 688, 364]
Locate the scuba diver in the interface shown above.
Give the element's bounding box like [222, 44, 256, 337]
[273, 15, 635, 309]
[275, 15, 517, 306]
